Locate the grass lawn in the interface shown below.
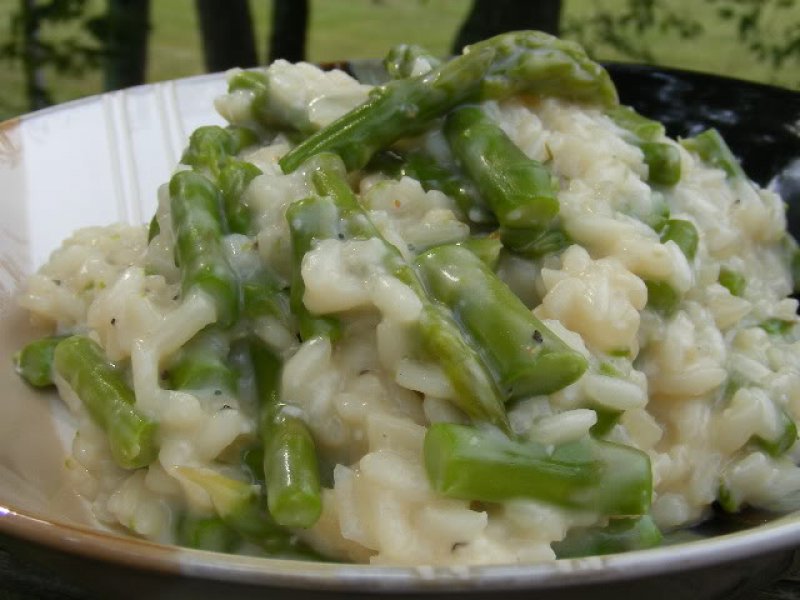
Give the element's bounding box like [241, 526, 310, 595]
[0, 0, 797, 120]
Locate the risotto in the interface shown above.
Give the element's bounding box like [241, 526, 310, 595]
[13, 31, 800, 566]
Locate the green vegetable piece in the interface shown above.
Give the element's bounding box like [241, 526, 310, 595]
[553, 516, 662, 558]
[660, 219, 698, 261]
[640, 142, 681, 186]
[591, 408, 623, 437]
[401, 150, 495, 225]
[759, 318, 796, 336]
[418, 304, 511, 432]
[285, 196, 342, 341]
[644, 280, 681, 317]
[169, 170, 240, 327]
[14, 335, 67, 388]
[445, 105, 559, 232]
[228, 69, 268, 93]
[500, 226, 571, 259]
[167, 330, 237, 395]
[181, 125, 256, 178]
[219, 158, 262, 235]
[147, 214, 160, 242]
[424, 423, 652, 515]
[608, 106, 680, 186]
[279, 46, 494, 173]
[250, 338, 322, 529]
[280, 31, 617, 173]
[719, 268, 746, 297]
[227, 69, 319, 134]
[384, 43, 441, 79]
[457, 236, 504, 270]
[226, 125, 259, 154]
[177, 467, 321, 558]
[681, 128, 744, 180]
[717, 482, 740, 513]
[241, 270, 292, 325]
[416, 244, 587, 400]
[53, 336, 158, 469]
[754, 408, 797, 457]
[175, 512, 241, 553]
[466, 31, 618, 106]
[607, 105, 664, 142]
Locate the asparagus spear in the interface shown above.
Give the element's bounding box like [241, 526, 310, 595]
[416, 244, 587, 399]
[175, 512, 241, 553]
[13, 335, 67, 388]
[553, 516, 662, 558]
[607, 105, 664, 142]
[53, 336, 158, 470]
[167, 329, 237, 395]
[424, 423, 652, 516]
[466, 30, 618, 106]
[279, 46, 494, 173]
[639, 141, 681, 186]
[176, 466, 321, 558]
[219, 158, 262, 235]
[250, 338, 322, 529]
[280, 31, 617, 173]
[226, 69, 322, 134]
[399, 149, 495, 225]
[285, 195, 343, 341]
[417, 303, 510, 431]
[444, 105, 559, 232]
[180, 125, 258, 179]
[607, 105, 681, 186]
[383, 43, 441, 79]
[456, 235, 504, 270]
[498, 225, 571, 259]
[681, 128, 745, 180]
[241, 269, 292, 324]
[170, 170, 240, 327]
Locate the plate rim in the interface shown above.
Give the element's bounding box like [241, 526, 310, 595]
[2, 499, 800, 591]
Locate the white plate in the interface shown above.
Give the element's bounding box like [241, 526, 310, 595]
[1, 71, 800, 600]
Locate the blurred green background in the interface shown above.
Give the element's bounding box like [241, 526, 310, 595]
[1, 0, 799, 121]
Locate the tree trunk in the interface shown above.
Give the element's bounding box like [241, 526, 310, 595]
[452, 0, 562, 53]
[104, 0, 151, 91]
[195, 0, 257, 72]
[21, 0, 49, 110]
[269, 0, 309, 63]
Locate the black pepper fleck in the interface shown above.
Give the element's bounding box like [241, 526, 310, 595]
[337, 233, 345, 240]
[214, 389, 222, 396]
[532, 330, 543, 343]
[110, 318, 117, 325]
